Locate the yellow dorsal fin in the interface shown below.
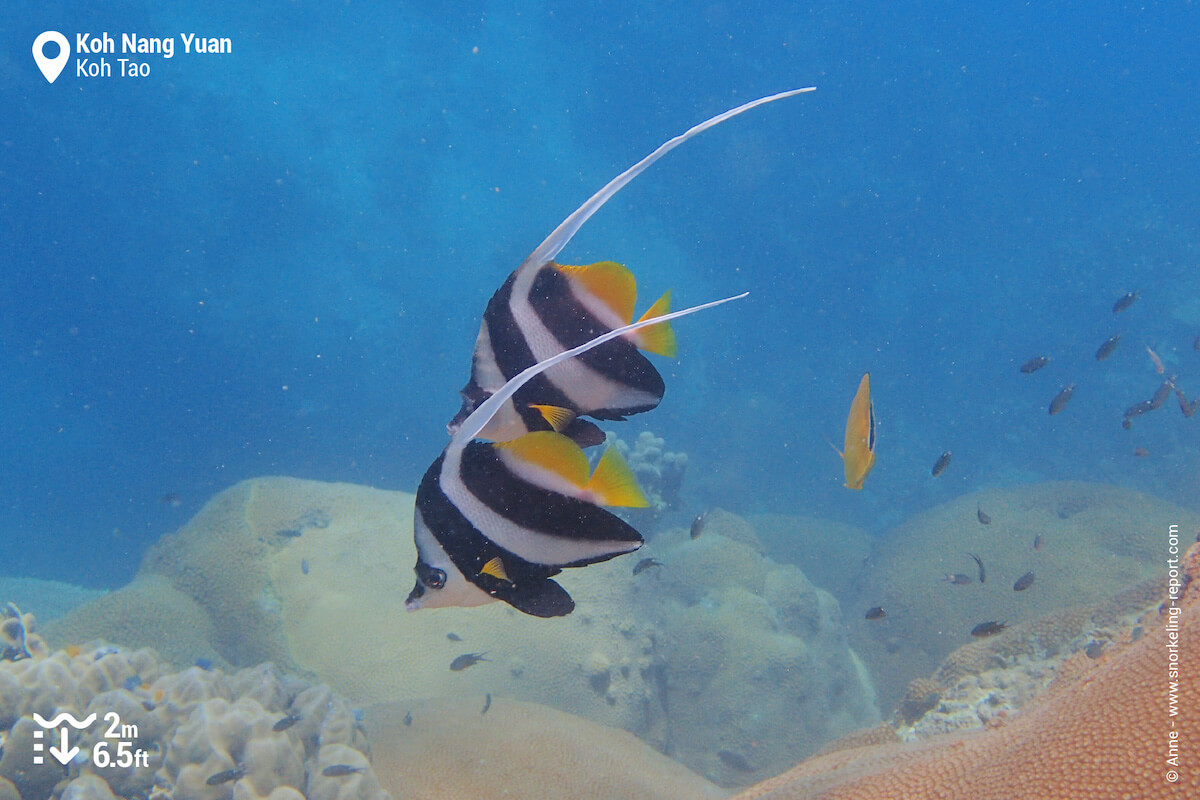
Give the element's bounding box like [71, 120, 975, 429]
[493, 431, 590, 488]
[586, 447, 650, 507]
[632, 291, 677, 357]
[557, 261, 637, 323]
[528, 403, 576, 433]
[480, 556, 510, 582]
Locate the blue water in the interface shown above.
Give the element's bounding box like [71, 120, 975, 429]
[2, 1, 1198, 588]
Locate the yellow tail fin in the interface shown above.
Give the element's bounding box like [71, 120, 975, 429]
[586, 447, 650, 507]
[633, 291, 677, 357]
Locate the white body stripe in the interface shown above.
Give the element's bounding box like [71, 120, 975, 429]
[440, 444, 639, 566]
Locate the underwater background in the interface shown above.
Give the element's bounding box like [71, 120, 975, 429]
[3, 0, 1198, 592]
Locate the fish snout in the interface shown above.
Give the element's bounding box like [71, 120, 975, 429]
[405, 582, 427, 611]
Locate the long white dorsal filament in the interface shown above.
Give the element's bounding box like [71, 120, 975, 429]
[524, 88, 815, 270]
[452, 292, 749, 447]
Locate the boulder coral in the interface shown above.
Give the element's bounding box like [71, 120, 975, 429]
[729, 541, 1200, 799]
[364, 695, 726, 800]
[0, 636, 384, 800]
[634, 517, 880, 786]
[43, 477, 879, 787]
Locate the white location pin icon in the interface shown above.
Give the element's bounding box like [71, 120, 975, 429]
[33, 31, 70, 84]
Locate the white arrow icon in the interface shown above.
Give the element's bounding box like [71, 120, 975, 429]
[33, 31, 71, 84]
[48, 727, 79, 765]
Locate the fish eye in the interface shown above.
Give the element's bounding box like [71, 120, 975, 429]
[416, 560, 446, 590]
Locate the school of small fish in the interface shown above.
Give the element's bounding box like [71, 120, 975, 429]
[1020, 289, 1198, 440]
[402, 89, 813, 618]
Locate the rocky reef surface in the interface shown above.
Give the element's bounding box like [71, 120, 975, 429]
[40, 477, 879, 787]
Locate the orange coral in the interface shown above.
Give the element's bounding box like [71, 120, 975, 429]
[733, 544, 1200, 799]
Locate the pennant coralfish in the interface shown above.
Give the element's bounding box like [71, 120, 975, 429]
[405, 89, 812, 617]
[836, 373, 876, 490]
[406, 294, 747, 617]
[448, 89, 815, 446]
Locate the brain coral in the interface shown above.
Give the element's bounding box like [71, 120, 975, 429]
[847, 480, 1200, 711]
[728, 541, 1200, 799]
[0, 634, 385, 800]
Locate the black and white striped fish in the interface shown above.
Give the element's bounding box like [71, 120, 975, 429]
[447, 88, 813, 447]
[406, 295, 746, 616]
[449, 260, 675, 447]
[405, 89, 811, 617]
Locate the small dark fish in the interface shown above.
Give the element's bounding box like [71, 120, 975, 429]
[1013, 571, 1035, 591]
[321, 764, 365, 778]
[272, 713, 302, 732]
[1095, 335, 1121, 361]
[195, 657, 214, 671]
[300, 559, 309, 575]
[970, 621, 1009, 638]
[160, 492, 183, 507]
[632, 557, 665, 576]
[931, 451, 952, 477]
[1085, 640, 1107, 659]
[482, 693, 492, 715]
[403, 711, 412, 726]
[450, 652, 488, 671]
[1148, 380, 1173, 411]
[968, 553, 986, 584]
[1177, 389, 1197, 418]
[976, 505, 991, 525]
[1033, 534, 1043, 551]
[446, 632, 463, 642]
[689, 510, 709, 539]
[717, 749, 755, 772]
[1123, 399, 1154, 421]
[864, 606, 887, 620]
[206, 767, 246, 786]
[943, 573, 972, 585]
[1019, 356, 1050, 374]
[1133, 447, 1150, 458]
[275, 528, 303, 538]
[1048, 383, 1076, 415]
[1112, 291, 1138, 314]
[123, 675, 142, 691]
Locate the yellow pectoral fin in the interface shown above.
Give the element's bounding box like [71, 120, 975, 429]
[529, 404, 577, 433]
[586, 447, 650, 507]
[493, 431, 591, 488]
[633, 290, 677, 357]
[480, 556, 511, 582]
[557, 261, 637, 323]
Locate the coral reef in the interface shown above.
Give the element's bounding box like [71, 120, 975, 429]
[847, 480, 1200, 710]
[44, 478, 879, 789]
[727, 541, 1200, 799]
[364, 695, 725, 800]
[746, 514, 873, 602]
[610, 430, 688, 518]
[0, 630, 385, 800]
[631, 516, 880, 787]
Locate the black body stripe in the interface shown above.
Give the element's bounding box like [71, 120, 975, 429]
[482, 266, 665, 418]
[417, 453, 563, 587]
[484, 272, 576, 410]
[459, 441, 642, 557]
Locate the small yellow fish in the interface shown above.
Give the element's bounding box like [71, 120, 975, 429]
[836, 374, 876, 490]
